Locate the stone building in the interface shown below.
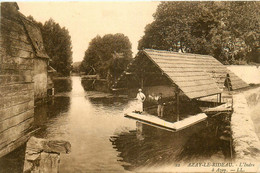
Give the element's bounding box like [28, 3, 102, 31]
[0, 2, 49, 157]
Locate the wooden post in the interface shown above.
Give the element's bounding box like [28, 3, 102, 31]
[219, 93, 222, 103]
[176, 87, 180, 122]
[141, 74, 144, 89]
[136, 121, 144, 140]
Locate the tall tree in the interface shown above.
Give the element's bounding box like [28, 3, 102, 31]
[81, 33, 132, 81]
[138, 1, 260, 64]
[28, 17, 73, 76]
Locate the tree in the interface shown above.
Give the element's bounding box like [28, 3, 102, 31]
[138, 1, 260, 64]
[81, 33, 132, 81]
[27, 17, 73, 76]
[72, 61, 81, 73]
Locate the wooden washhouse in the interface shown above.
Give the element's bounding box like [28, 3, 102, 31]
[112, 49, 248, 131]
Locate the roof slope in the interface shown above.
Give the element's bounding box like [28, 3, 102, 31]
[20, 15, 49, 59]
[143, 49, 221, 99]
[144, 49, 248, 91]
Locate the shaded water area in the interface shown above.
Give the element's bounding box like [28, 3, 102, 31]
[0, 76, 230, 173]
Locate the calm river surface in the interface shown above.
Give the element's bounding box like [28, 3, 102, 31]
[1, 76, 227, 173]
[35, 76, 136, 172]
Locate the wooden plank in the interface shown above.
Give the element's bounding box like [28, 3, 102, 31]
[0, 108, 33, 133]
[0, 68, 19, 75]
[151, 56, 216, 63]
[154, 61, 223, 68]
[0, 117, 33, 150]
[175, 80, 215, 87]
[125, 112, 207, 132]
[153, 58, 221, 66]
[203, 103, 232, 113]
[162, 68, 229, 73]
[0, 127, 37, 158]
[1, 39, 33, 52]
[145, 49, 212, 58]
[0, 83, 34, 97]
[168, 75, 215, 82]
[9, 47, 34, 58]
[125, 112, 177, 131]
[146, 51, 213, 60]
[0, 45, 34, 58]
[150, 55, 213, 62]
[0, 62, 34, 71]
[0, 16, 25, 33]
[0, 91, 33, 109]
[0, 75, 20, 84]
[186, 88, 220, 99]
[158, 63, 224, 69]
[0, 30, 30, 44]
[180, 83, 219, 91]
[176, 89, 180, 121]
[0, 74, 33, 85]
[1, 57, 34, 68]
[0, 100, 34, 121]
[180, 83, 219, 90]
[153, 56, 219, 63]
[164, 71, 209, 77]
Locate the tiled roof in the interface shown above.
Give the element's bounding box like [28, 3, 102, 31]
[20, 13, 49, 59]
[143, 49, 221, 99]
[144, 49, 248, 91]
[112, 49, 248, 99]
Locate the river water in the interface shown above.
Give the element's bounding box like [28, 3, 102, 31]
[0, 76, 228, 173]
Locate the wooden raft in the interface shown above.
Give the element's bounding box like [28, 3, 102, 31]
[125, 112, 207, 132]
[203, 103, 232, 115]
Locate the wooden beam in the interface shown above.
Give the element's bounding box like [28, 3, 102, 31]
[141, 74, 144, 89]
[111, 88, 127, 91]
[176, 87, 180, 122]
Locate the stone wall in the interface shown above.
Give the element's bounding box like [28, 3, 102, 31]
[231, 89, 260, 162]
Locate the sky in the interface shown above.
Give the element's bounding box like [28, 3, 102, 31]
[17, 1, 160, 63]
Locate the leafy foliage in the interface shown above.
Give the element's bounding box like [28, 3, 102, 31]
[81, 33, 132, 81]
[72, 61, 81, 73]
[138, 1, 260, 64]
[28, 17, 73, 76]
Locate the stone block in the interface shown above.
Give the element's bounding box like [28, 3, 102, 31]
[23, 137, 71, 173]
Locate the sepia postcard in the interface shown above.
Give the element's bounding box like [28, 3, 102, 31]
[0, 1, 259, 172]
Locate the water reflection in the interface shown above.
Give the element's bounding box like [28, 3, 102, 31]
[34, 96, 71, 138]
[53, 78, 72, 93]
[110, 120, 228, 171]
[0, 144, 26, 173]
[33, 76, 136, 172]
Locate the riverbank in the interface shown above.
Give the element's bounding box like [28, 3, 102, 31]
[231, 87, 260, 162]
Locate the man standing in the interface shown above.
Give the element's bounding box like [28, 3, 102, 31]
[135, 89, 146, 114]
[157, 93, 164, 117]
[224, 73, 233, 91]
